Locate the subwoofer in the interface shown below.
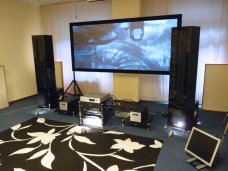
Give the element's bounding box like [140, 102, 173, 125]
[168, 26, 200, 130]
[32, 35, 58, 108]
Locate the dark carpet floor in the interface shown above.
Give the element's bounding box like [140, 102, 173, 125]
[0, 95, 227, 171]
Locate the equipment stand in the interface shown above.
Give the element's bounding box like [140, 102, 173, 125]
[62, 72, 82, 99]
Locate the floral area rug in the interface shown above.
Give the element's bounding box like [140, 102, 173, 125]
[0, 117, 163, 171]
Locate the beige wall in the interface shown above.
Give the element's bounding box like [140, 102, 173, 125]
[112, 0, 142, 18]
[0, 0, 43, 102]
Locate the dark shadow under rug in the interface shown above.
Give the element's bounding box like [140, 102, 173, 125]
[0, 117, 163, 171]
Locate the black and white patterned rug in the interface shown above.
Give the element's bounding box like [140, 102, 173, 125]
[0, 117, 163, 171]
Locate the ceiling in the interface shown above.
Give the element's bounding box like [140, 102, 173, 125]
[20, 0, 84, 6]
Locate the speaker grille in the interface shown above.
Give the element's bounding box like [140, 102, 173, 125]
[169, 26, 200, 110]
[167, 27, 200, 130]
[32, 35, 58, 108]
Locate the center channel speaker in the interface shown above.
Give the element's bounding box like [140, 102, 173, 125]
[32, 35, 58, 108]
[168, 26, 200, 130]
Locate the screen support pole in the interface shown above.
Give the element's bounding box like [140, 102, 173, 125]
[63, 71, 83, 98]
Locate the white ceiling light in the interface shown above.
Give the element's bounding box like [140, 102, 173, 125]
[20, 0, 83, 6]
[87, 0, 105, 2]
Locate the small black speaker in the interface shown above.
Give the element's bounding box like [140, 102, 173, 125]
[32, 35, 58, 108]
[168, 26, 200, 130]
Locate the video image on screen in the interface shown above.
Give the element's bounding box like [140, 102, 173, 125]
[70, 15, 181, 74]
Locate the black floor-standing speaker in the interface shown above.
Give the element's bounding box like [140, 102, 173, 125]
[167, 26, 200, 130]
[32, 35, 58, 109]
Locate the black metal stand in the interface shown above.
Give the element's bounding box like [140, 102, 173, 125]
[62, 72, 83, 98]
[35, 83, 55, 116]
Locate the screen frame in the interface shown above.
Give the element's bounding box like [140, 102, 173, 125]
[184, 127, 221, 167]
[69, 14, 182, 74]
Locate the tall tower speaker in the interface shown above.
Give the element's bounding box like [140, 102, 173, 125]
[167, 26, 200, 130]
[32, 35, 58, 108]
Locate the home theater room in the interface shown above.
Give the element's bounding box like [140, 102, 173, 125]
[0, 0, 228, 170]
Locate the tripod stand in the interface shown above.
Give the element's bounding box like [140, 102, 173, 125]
[62, 71, 82, 99]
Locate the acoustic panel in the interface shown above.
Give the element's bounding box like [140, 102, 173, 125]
[55, 61, 64, 89]
[0, 65, 9, 109]
[202, 64, 228, 112]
